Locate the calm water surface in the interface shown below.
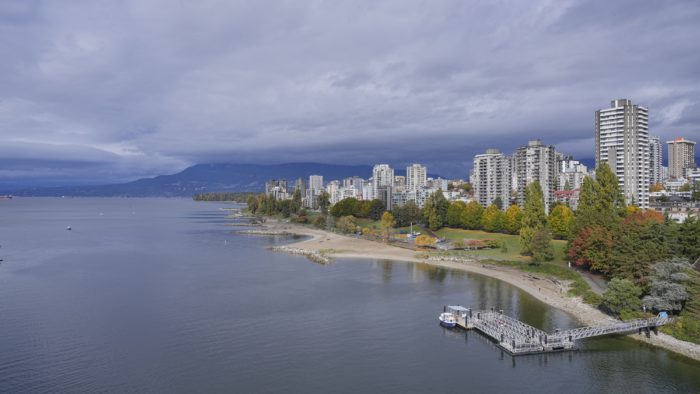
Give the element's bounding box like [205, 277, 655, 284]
[0, 198, 698, 393]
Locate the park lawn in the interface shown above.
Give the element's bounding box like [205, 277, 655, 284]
[434, 227, 568, 264]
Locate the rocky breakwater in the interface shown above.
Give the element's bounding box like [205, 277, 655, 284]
[270, 246, 332, 264]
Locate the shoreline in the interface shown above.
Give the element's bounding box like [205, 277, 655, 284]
[261, 219, 700, 362]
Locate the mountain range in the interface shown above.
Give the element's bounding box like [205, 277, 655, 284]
[7, 162, 442, 197]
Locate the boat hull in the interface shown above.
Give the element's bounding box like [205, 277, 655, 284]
[439, 319, 457, 328]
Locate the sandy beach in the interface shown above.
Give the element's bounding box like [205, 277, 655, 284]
[259, 220, 700, 361]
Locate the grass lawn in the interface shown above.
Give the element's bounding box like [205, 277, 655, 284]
[434, 227, 568, 265]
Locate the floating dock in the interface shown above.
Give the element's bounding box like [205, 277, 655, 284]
[443, 305, 671, 355]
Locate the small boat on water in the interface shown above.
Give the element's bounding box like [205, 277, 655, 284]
[439, 312, 457, 328]
[0, 195, 13, 200]
[66, 226, 72, 231]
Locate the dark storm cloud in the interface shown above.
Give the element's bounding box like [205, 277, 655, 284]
[1, 0, 699, 183]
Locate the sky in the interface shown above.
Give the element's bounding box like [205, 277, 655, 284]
[1, 0, 700, 186]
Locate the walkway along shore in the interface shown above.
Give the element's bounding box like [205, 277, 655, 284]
[257, 220, 700, 361]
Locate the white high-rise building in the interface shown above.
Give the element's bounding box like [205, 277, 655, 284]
[649, 136, 662, 185]
[514, 140, 558, 213]
[372, 164, 394, 209]
[667, 137, 696, 179]
[372, 164, 394, 195]
[595, 99, 650, 208]
[406, 164, 427, 192]
[308, 175, 324, 195]
[558, 158, 588, 191]
[472, 149, 510, 210]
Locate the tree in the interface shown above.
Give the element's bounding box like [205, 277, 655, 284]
[643, 258, 691, 313]
[380, 211, 396, 241]
[318, 191, 331, 215]
[678, 217, 700, 262]
[548, 204, 574, 239]
[461, 201, 484, 230]
[481, 204, 504, 232]
[493, 197, 503, 210]
[336, 215, 358, 234]
[519, 182, 550, 256]
[392, 201, 422, 227]
[596, 163, 626, 216]
[423, 190, 449, 230]
[291, 189, 302, 214]
[461, 183, 473, 194]
[368, 199, 386, 220]
[602, 278, 642, 315]
[530, 227, 555, 264]
[679, 182, 692, 192]
[609, 211, 672, 287]
[650, 183, 664, 192]
[247, 195, 260, 214]
[568, 225, 615, 273]
[330, 197, 359, 218]
[521, 182, 547, 228]
[446, 201, 466, 228]
[503, 205, 523, 234]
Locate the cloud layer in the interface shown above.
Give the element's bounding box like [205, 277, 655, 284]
[1, 0, 699, 184]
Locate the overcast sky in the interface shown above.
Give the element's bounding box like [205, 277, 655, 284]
[1, 0, 699, 185]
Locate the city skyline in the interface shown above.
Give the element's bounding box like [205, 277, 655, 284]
[1, 1, 699, 187]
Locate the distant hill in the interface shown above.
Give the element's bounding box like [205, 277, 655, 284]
[8, 162, 441, 197]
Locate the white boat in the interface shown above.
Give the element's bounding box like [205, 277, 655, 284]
[439, 312, 457, 328]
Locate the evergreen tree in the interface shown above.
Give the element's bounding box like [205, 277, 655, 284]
[423, 190, 449, 230]
[519, 182, 551, 257]
[602, 278, 642, 315]
[318, 191, 331, 215]
[493, 197, 503, 210]
[291, 189, 302, 214]
[368, 199, 386, 220]
[531, 227, 555, 263]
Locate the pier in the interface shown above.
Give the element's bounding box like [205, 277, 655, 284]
[443, 305, 672, 355]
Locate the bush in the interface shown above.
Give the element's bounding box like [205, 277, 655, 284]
[336, 215, 358, 234]
[582, 291, 603, 307]
[312, 215, 326, 229]
[602, 278, 642, 316]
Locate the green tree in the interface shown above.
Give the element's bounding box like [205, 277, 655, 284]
[519, 182, 549, 256]
[446, 201, 466, 228]
[330, 197, 359, 218]
[493, 197, 504, 210]
[678, 217, 700, 262]
[548, 204, 574, 239]
[503, 205, 523, 234]
[530, 227, 555, 263]
[423, 190, 449, 230]
[602, 278, 642, 316]
[461, 183, 473, 194]
[291, 189, 302, 214]
[679, 182, 692, 192]
[460, 201, 484, 230]
[318, 191, 331, 215]
[368, 199, 386, 220]
[380, 211, 396, 241]
[392, 201, 422, 227]
[481, 204, 504, 232]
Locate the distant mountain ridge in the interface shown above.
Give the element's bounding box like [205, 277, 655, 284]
[8, 162, 442, 197]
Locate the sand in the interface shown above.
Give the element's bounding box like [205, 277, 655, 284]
[261, 220, 700, 361]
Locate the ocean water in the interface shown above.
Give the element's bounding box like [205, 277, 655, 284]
[0, 198, 698, 393]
